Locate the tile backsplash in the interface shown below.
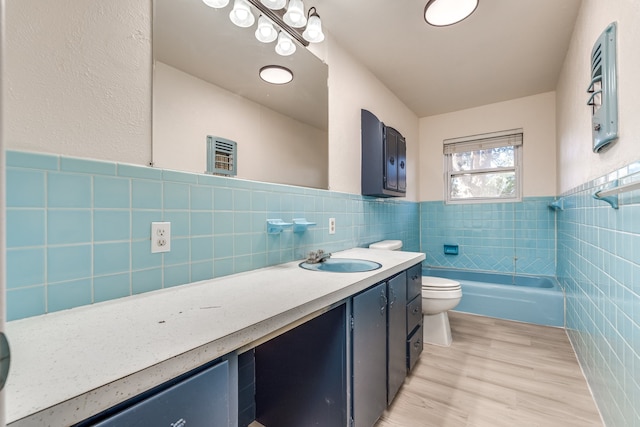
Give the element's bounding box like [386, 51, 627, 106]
[557, 161, 640, 427]
[6, 150, 419, 321]
[420, 197, 557, 276]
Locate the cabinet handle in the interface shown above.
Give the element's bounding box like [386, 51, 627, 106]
[411, 275, 419, 281]
[389, 286, 396, 308]
[414, 340, 421, 350]
[412, 306, 420, 315]
[380, 291, 387, 315]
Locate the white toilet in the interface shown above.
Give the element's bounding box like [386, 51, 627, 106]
[421, 276, 462, 347]
[368, 240, 463, 346]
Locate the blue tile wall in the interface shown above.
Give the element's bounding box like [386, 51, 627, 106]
[5, 150, 420, 321]
[420, 197, 556, 276]
[557, 162, 640, 427]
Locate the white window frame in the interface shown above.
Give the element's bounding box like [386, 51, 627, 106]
[443, 129, 523, 204]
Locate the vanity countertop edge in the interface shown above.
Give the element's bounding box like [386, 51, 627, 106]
[5, 248, 425, 426]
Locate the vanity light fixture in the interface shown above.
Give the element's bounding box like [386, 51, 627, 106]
[259, 65, 294, 84]
[202, 0, 230, 8]
[260, 0, 286, 10]
[302, 7, 324, 43]
[283, 0, 307, 28]
[229, 0, 255, 28]
[202, 0, 325, 56]
[275, 31, 296, 56]
[424, 0, 479, 27]
[255, 15, 278, 43]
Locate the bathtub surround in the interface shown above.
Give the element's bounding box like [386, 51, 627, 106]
[5, 150, 419, 321]
[420, 197, 556, 276]
[557, 162, 640, 426]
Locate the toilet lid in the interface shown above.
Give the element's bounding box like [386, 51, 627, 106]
[422, 276, 461, 290]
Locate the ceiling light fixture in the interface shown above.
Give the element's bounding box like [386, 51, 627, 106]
[229, 0, 255, 28]
[259, 65, 294, 84]
[424, 0, 479, 27]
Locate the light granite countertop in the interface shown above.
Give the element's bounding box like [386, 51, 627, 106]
[5, 248, 425, 426]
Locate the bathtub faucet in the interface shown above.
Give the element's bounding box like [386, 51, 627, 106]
[306, 249, 331, 264]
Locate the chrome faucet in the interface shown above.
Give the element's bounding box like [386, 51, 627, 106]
[306, 249, 332, 264]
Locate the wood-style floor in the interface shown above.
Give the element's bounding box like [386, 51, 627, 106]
[376, 312, 603, 427]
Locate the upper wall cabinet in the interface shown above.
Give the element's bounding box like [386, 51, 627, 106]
[361, 109, 406, 198]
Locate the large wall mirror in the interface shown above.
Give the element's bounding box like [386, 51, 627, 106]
[153, 0, 329, 189]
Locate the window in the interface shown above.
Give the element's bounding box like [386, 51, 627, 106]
[444, 129, 522, 204]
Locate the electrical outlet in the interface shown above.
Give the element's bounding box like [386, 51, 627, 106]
[329, 217, 336, 235]
[151, 222, 171, 253]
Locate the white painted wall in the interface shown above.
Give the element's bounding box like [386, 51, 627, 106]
[325, 34, 420, 201]
[556, 0, 640, 194]
[153, 62, 328, 189]
[4, 0, 152, 165]
[419, 92, 557, 201]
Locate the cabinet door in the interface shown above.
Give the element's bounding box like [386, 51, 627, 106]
[91, 360, 230, 427]
[387, 272, 407, 404]
[352, 282, 387, 427]
[384, 129, 398, 191]
[397, 136, 406, 192]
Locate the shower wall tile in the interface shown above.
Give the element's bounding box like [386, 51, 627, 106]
[557, 162, 640, 426]
[419, 197, 556, 276]
[6, 150, 420, 321]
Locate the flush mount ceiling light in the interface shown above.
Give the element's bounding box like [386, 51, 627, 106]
[275, 31, 296, 56]
[259, 65, 294, 84]
[424, 0, 479, 27]
[230, 0, 255, 28]
[255, 15, 278, 42]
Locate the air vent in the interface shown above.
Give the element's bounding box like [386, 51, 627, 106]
[206, 136, 237, 176]
[587, 22, 618, 153]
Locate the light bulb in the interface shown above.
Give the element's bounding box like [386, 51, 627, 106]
[283, 0, 307, 28]
[302, 9, 324, 43]
[255, 15, 278, 43]
[275, 31, 296, 56]
[229, 0, 255, 28]
[260, 0, 286, 9]
[202, 0, 230, 8]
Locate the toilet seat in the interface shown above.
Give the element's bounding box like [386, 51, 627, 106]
[422, 276, 461, 290]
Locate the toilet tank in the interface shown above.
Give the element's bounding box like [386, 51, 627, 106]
[369, 240, 402, 250]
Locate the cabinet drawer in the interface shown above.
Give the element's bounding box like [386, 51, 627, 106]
[406, 263, 422, 301]
[407, 326, 423, 372]
[406, 294, 422, 335]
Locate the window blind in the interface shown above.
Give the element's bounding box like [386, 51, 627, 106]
[443, 129, 523, 155]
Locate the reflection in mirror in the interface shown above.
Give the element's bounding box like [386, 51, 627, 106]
[153, 0, 329, 189]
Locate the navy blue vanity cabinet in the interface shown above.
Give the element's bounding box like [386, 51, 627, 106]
[406, 263, 423, 372]
[80, 358, 235, 427]
[254, 304, 347, 427]
[387, 272, 408, 404]
[361, 109, 407, 198]
[352, 282, 388, 427]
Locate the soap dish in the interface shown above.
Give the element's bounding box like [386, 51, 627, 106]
[267, 219, 293, 234]
[292, 218, 316, 233]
